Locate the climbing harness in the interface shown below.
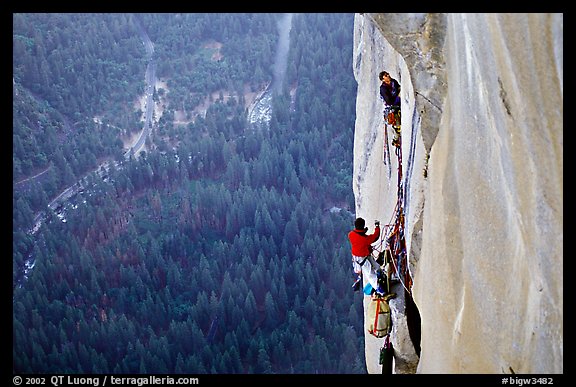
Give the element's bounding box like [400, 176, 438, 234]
[384, 105, 401, 130]
[356, 255, 370, 267]
[382, 105, 400, 166]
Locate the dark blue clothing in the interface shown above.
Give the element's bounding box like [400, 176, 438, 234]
[380, 78, 401, 107]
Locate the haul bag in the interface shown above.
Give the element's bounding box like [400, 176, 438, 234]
[368, 295, 391, 338]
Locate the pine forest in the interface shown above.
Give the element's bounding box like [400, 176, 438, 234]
[13, 13, 363, 373]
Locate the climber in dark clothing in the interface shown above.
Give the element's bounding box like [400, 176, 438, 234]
[379, 71, 401, 107]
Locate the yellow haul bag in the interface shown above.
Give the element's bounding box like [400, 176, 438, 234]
[368, 295, 391, 338]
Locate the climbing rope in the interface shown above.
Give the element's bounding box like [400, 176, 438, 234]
[383, 116, 391, 167]
[373, 104, 413, 295]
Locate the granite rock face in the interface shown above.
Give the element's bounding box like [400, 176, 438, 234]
[352, 13, 562, 374]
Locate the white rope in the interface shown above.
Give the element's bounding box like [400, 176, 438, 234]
[389, 246, 411, 294]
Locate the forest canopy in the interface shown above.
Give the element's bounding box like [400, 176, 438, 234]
[13, 13, 362, 373]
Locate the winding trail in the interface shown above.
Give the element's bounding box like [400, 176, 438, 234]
[16, 15, 157, 287]
[14, 165, 52, 188]
[126, 14, 156, 157]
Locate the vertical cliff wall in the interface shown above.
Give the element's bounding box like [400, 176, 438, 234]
[352, 13, 562, 374]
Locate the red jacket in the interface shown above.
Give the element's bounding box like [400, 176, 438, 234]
[348, 226, 380, 257]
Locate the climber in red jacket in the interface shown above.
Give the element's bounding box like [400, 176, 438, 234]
[348, 217, 385, 295]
